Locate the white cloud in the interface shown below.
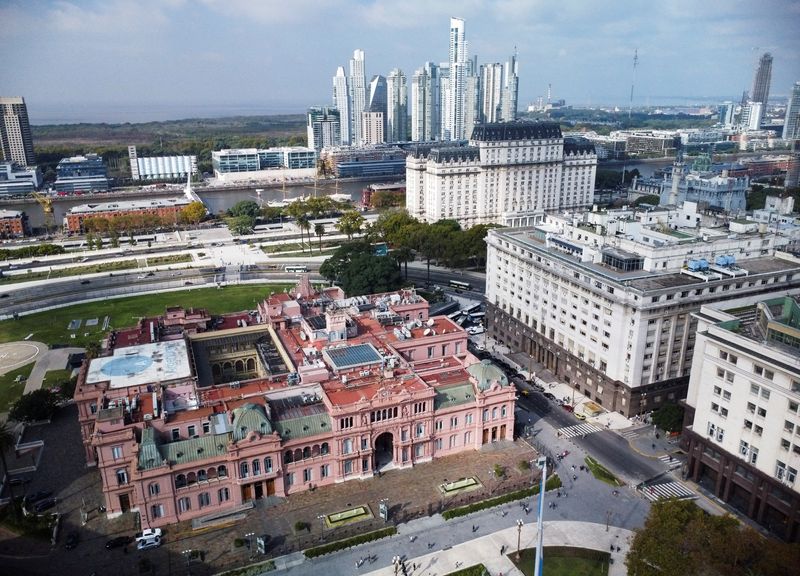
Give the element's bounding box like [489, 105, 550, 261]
[198, 0, 343, 24]
[47, 0, 172, 34]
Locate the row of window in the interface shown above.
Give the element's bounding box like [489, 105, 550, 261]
[174, 465, 228, 489]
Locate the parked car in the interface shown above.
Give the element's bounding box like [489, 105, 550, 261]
[33, 497, 58, 513]
[137, 536, 161, 551]
[562, 404, 574, 413]
[575, 413, 587, 421]
[8, 476, 30, 487]
[65, 531, 79, 550]
[105, 535, 133, 549]
[543, 392, 556, 402]
[80, 280, 91, 285]
[134, 528, 162, 542]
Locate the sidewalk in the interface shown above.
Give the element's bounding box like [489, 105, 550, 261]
[362, 520, 633, 576]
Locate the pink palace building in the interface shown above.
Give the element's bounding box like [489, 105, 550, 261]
[73, 277, 516, 528]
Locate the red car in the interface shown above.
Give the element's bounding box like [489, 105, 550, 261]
[562, 404, 574, 413]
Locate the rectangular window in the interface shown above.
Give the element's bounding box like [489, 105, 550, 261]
[781, 438, 791, 450]
[414, 444, 423, 458]
[450, 416, 458, 428]
[739, 440, 749, 456]
[303, 468, 312, 483]
[713, 386, 722, 396]
[111, 445, 123, 460]
[198, 492, 210, 508]
[776, 461, 786, 480]
[320, 464, 330, 478]
[435, 420, 443, 431]
[788, 466, 798, 484]
[218, 487, 230, 502]
[286, 472, 295, 485]
[361, 437, 368, 450]
[187, 425, 196, 437]
[202, 422, 210, 434]
[465, 413, 473, 425]
[464, 431, 472, 444]
[171, 428, 180, 441]
[148, 482, 160, 496]
[416, 424, 424, 438]
[178, 497, 191, 513]
[722, 390, 731, 400]
[757, 407, 767, 417]
[435, 438, 443, 449]
[760, 389, 770, 400]
[344, 460, 353, 474]
[750, 447, 759, 464]
[343, 438, 353, 454]
[151, 504, 165, 519]
[265, 456, 273, 473]
[401, 429, 408, 441]
[116, 469, 128, 485]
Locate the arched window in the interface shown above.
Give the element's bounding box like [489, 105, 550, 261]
[212, 364, 221, 377]
[246, 358, 256, 371]
[294, 448, 303, 462]
[217, 465, 228, 478]
[207, 467, 217, 479]
[197, 469, 207, 482]
[265, 456, 273, 473]
[252, 459, 261, 476]
[285, 450, 293, 464]
[175, 474, 186, 489]
[240, 461, 249, 478]
[321, 442, 329, 455]
[223, 361, 232, 371]
[312, 444, 320, 457]
[235, 360, 244, 372]
[302, 446, 311, 459]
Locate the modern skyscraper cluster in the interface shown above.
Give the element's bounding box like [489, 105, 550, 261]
[316, 17, 519, 149]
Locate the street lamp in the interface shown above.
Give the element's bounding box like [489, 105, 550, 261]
[533, 456, 548, 576]
[182, 549, 193, 576]
[245, 532, 254, 559]
[317, 514, 326, 541]
[516, 519, 524, 560]
[606, 510, 612, 532]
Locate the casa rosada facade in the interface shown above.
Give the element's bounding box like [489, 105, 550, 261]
[73, 278, 515, 528]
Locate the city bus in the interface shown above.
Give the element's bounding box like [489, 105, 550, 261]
[449, 279, 473, 291]
[284, 264, 309, 273]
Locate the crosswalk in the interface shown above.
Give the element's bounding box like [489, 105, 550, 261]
[557, 423, 602, 439]
[642, 481, 695, 502]
[618, 426, 650, 440]
[658, 454, 682, 470]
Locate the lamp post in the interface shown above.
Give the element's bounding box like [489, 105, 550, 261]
[317, 514, 326, 542]
[606, 510, 612, 532]
[516, 519, 524, 560]
[245, 532, 254, 559]
[182, 549, 193, 576]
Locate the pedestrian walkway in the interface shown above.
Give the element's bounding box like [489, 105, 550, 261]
[618, 427, 646, 440]
[642, 481, 695, 502]
[657, 454, 681, 470]
[360, 521, 633, 576]
[557, 423, 601, 439]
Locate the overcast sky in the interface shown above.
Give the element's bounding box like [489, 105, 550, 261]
[3, 0, 800, 123]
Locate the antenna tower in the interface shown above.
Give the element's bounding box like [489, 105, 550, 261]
[628, 48, 638, 120]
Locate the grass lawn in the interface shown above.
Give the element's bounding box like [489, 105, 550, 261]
[511, 547, 610, 576]
[584, 456, 622, 486]
[0, 363, 35, 412]
[0, 259, 139, 285]
[42, 369, 75, 389]
[0, 284, 292, 347]
[147, 254, 192, 265]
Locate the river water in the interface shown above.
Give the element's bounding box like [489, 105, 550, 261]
[0, 156, 744, 228]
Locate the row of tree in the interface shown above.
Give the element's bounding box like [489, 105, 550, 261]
[318, 209, 497, 295]
[79, 201, 206, 235]
[0, 243, 65, 262]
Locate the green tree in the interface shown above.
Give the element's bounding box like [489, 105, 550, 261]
[228, 200, 261, 219]
[392, 246, 414, 279]
[652, 403, 684, 433]
[181, 201, 206, 224]
[319, 241, 402, 295]
[0, 421, 21, 520]
[9, 389, 59, 423]
[297, 215, 311, 253]
[227, 215, 256, 235]
[626, 499, 799, 576]
[85, 341, 101, 359]
[314, 223, 326, 253]
[336, 210, 365, 240]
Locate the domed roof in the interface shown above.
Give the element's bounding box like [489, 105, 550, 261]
[467, 359, 509, 392]
[232, 403, 273, 440]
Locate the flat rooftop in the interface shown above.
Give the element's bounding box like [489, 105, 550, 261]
[86, 340, 192, 389]
[68, 197, 190, 215]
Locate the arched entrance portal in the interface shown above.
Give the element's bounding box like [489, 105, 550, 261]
[374, 432, 394, 470]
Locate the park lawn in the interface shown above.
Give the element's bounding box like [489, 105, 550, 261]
[446, 565, 488, 576]
[0, 259, 139, 285]
[0, 363, 35, 412]
[512, 547, 609, 576]
[0, 284, 292, 347]
[42, 369, 75, 389]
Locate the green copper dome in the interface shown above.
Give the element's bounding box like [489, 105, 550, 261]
[467, 359, 509, 391]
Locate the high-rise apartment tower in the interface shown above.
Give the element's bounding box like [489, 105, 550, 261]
[0, 97, 36, 167]
[349, 50, 367, 146]
[332, 67, 351, 145]
[751, 52, 773, 106]
[783, 82, 800, 141]
[387, 68, 408, 142]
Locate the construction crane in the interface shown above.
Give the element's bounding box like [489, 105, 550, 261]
[30, 190, 56, 235]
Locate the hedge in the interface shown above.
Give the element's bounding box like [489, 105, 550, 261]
[303, 526, 397, 558]
[443, 475, 562, 520]
[447, 564, 489, 576]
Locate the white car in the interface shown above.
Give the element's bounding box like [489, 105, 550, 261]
[135, 528, 162, 542]
[137, 535, 161, 550]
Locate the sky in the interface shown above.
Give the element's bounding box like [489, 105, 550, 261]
[2, 0, 800, 124]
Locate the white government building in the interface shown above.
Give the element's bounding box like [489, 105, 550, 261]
[684, 295, 800, 542]
[484, 202, 800, 417]
[405, 121, 597, 228]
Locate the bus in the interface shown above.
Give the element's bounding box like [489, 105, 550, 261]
[284, 264, 308, 273]
[449, 280, 473, 291]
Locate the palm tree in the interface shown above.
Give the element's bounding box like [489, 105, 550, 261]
[297, 215, 311, 253]
[314, 223, 326, 253]
[0, 421, 21, 521]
